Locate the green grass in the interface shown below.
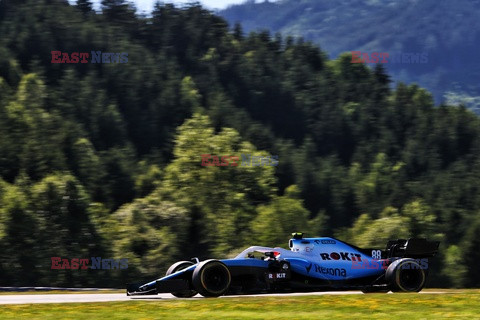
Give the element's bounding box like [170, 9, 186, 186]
[0, 289, 124, 295]
[1, 290, 480, 319]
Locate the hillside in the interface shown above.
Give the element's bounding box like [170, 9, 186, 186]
[220, 0, 480, 109]
[0, 0, 479, 289]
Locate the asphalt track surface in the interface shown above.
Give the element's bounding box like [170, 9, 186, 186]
[0, 291, 446, 305]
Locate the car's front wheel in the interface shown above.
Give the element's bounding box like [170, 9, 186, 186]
[166, 261, 198, 298]
[192, 259, 231, 297]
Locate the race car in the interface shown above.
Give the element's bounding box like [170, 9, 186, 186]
[127, 233, 439, 297]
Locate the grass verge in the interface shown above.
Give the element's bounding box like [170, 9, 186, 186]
[0, 289, 124, 295]
[1, 290, 479, 319]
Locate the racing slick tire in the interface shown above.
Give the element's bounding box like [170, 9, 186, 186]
[192, 259, 231, 297]
[166, 261, 197, 298]
[385, 258, 426, 292]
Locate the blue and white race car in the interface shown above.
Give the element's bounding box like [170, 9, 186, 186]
[127, 233, 439, 297]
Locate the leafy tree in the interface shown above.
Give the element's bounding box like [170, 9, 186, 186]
[76, 0, 93, 15]
[134, 162, 162, 198]
[336, 210, 410, 248]
[70, 138, 103, 199]
[461, 214, 480, 287]
[159, 113, 277, 255]
[112, 196, 190, 277]
[402, 199, 442, 240]
[252, 185, 316, 247]
[1, 0, 480, 288]
[442, 245, 467, 288]
[0, 183, 39, 285]
[101, 147, 136, 210]
[101, 0, 137, 29]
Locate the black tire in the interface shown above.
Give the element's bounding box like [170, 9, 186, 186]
[385, 258, 426, 292]
[166, 261, 197, 298]
[192, 259, 231, 297]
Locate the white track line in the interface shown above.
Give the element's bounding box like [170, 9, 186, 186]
[0, 291, 448, 305]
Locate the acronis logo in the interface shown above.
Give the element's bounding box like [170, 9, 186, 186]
[51, 51, 128, 64]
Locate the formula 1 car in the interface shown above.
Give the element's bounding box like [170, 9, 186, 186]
[127, 233, 439, 297]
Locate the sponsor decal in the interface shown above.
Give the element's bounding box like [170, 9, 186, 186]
[51, 257, 128, 270]
[201, 154, 278, 167]
[305, 263, 313, 274]
[371, 250, 382, 259]
[51, 51, 128, 64]
[305, 263, 347, 277]
[320, 240, 336, 244]
[267, 272, 287, 279]
[320, 252, 362, 261]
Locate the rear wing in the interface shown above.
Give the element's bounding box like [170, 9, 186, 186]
[384, 238, 440, 258]
[352, 238, 439, 259]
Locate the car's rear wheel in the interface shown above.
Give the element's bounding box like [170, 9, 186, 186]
[192, 259, 231, 297]
[386, 258, 426, 292]
[166, 261, 197, 298]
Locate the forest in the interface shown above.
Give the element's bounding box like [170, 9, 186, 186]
[0, 0, 479, 288]
[220, 0, 480, 110]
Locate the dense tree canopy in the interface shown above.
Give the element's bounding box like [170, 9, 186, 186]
[0, 0, 478, 288]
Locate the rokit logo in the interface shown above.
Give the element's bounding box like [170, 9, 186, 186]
[320, 252, 362, 261]
[267, 273, 287, 279]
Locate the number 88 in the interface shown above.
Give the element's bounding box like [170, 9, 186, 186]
[371, 250, 381, 259]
